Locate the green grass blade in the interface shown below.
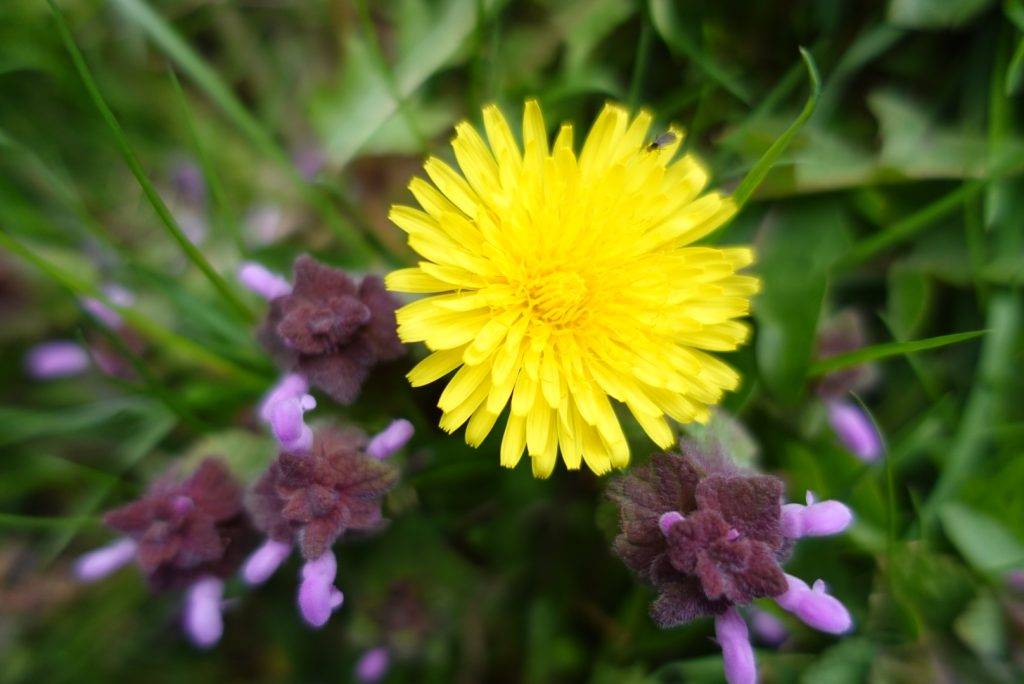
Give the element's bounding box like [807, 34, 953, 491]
[108, 0, 379, 263]
[46, 0, 254, 322]
[731, 48, 820, 207]
[167, 68, 242, 254]
[837, 181, 985, 269]
[0, 514, 102, 530]
[0, 229, 265, 387]
[648, 0, 752, 104]
[808, 330, 987, 377]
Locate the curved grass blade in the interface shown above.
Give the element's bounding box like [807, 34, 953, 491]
[0, 229, 265, 388]
[46, 0, 253, 323]
[731, 48, 821, 207]
[108, 0, 379, 263]
[808, 330, 987, 377]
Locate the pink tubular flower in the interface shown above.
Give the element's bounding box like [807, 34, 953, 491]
[239, 262, 293, 301]
[242, 538, 292, 586]
[183, 576, 225, 648]
[366, 419, 414, 459]
[608, 444, 854, 683]
[25, 341, 90, 379]
[781, 491, 853, 538]
[73, 538, 137, 582]
[259, 373, 316, 452]
[355, 646, 391, 683]
[827, 400, 884, 462]
[774, 575, 852, 634]
[748, 607, 788, 647]
[716, 607, 756, 684]
[298, 550, 344, 628]
[82, 284, 135, 328]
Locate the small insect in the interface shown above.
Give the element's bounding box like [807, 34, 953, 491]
[646, 131, 677, 151]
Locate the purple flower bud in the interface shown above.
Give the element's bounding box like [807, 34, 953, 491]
[270, 395, 316, 452]
[172, 160, 206, 206]
[242, 538, 292, 585]
[775, 574, 852, 635]
[1006, 569, 1024, 593]
[658, 511, 685, 536]
[260, 373, 309, 423]
[82, 284, 134, 328]
[74, 538, 137, 582]
[298, 550, 344, 628]
[355, 646, 391, 683]
[748, 607, 788, 647]
[827, 400, 883, 462]
[715, 607, 756, 684]
[294, 147, 326, 182]
[183, 576, 225, 648]
[366, 419, 414, 459]
[781, 491, 853, 538]
[25, 341, 90, 379]
[238, 262, 292, 301]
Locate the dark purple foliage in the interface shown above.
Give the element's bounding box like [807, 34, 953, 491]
[259, 255, 405, 404]
[247, 428, 399, 561]
[608, 447, 789, 628]
[104, 458, 255, 591]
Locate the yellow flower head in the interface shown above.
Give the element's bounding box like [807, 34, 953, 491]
[386, 101, 759, 478]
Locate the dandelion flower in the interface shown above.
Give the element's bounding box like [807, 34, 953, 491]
[386, 100, 759, 476]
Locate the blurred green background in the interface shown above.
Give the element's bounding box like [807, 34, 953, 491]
[1, 0, 1023, 682]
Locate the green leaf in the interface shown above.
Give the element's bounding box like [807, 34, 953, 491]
[808, 330, 986, 377]
[888, 0, 996, 28]
[954, 592, 1006, 658]
[887, 265, 932, 339]
[45, 0, 253, 323]
[754, 199, 851, 403]
[940, 502, 1024, 574]
[312, 0, 497, 168]
[648, 0, 752, 104]
[731, 48, 820, 207]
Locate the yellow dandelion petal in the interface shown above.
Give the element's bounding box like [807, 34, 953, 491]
[388, 100, 759, 476]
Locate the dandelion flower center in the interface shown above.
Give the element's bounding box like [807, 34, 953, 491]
[524, 269, 589, 326]
[386, 100, 760, 478]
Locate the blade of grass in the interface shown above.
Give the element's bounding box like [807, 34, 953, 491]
[0, 514, 102, 530]
[0, 229, 265, 388]
[108, 0, 380, 263]
[41, 407, 176, 565]
[167, 68, 243, 254]
[46, 0, 254, 323]
[627, 7, 653, 112]
[836, 181, 985, 269]
[648, 0, 752, 105]
[808, 330, 987, 377]
[731, 48, 820, 207]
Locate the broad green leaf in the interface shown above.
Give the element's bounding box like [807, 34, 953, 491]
[799, 638, 875, 684]
[808, 330, 986, 377]
[954, 592, 1006, 658]
[940, 502, 1024, 574]
[754, 199, 851, 403]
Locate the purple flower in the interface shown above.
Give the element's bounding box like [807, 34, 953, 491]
[244, 428, 399, 627]
[355, 646, 391, 683]
[82, 284, 135, 329]
[716, 607, 755, 684]
[826, 400, 884, 462]
[239, 262, 293, 302]
[608, 446, 854, 683]
[102, 458, 255, 591]
[366, 419, 414, 459]
[257, 255, 405, 405]
[171, 159, 206, 206]
[815, 310, 878, 399]
[775, 575, 851, 634]
[183, 576, 225, 648]
[25, 341, 89, 379]
[748, 606, 788, 647]
[76, 459, 255, 648]
[781, 491, 853, 538]
[293, 147, 326, 181]
[242, 538, 292, 586]
[73, 538, 138, 582]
